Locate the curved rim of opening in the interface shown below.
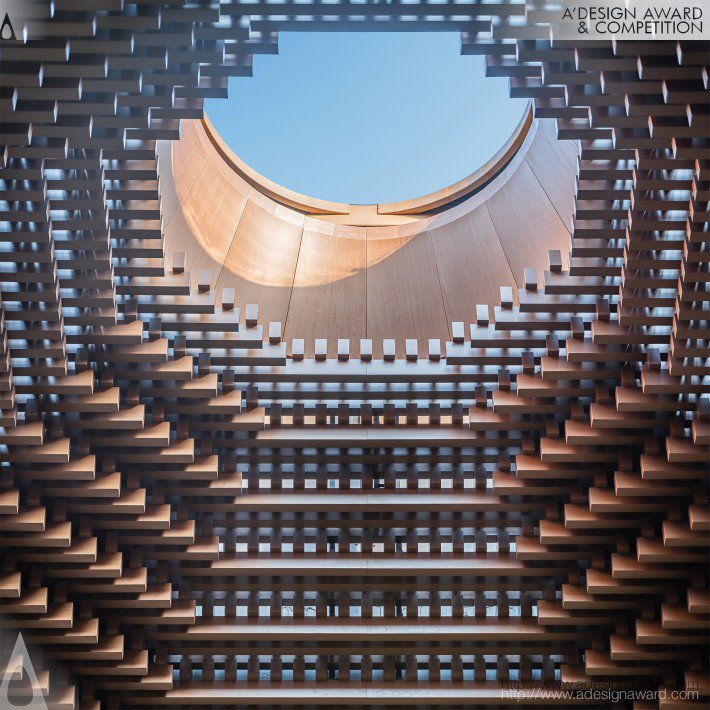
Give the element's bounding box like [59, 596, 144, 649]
[201, 99, 533, 219]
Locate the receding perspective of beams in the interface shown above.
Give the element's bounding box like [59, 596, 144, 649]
[0, 2, 708, 710]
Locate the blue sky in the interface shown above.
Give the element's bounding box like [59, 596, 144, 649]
[205, 33, 527, 204]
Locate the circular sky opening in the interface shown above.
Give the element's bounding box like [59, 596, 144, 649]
[205, 32, 528, 205]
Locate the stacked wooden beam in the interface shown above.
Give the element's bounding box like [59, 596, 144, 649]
[1, 2, 707, 709]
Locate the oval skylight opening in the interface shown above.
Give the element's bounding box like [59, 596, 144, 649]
[205, 32, 528, 205]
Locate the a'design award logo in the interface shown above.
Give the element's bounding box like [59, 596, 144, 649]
[1, 11, 17, 40]
[0, 633, 49, 709]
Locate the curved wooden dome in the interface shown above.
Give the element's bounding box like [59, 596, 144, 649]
[160, 113, 577, 355]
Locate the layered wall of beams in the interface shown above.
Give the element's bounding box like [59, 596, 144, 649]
[0, 2, 708, 709]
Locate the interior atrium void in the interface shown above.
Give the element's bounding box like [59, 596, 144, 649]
[205, 32, 529, 204]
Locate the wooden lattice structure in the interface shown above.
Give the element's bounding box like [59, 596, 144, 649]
[0, 2, 708, 708]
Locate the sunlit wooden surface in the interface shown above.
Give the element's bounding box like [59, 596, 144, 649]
[162, 117, 576, 355]
[1, 3, 707, 707]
